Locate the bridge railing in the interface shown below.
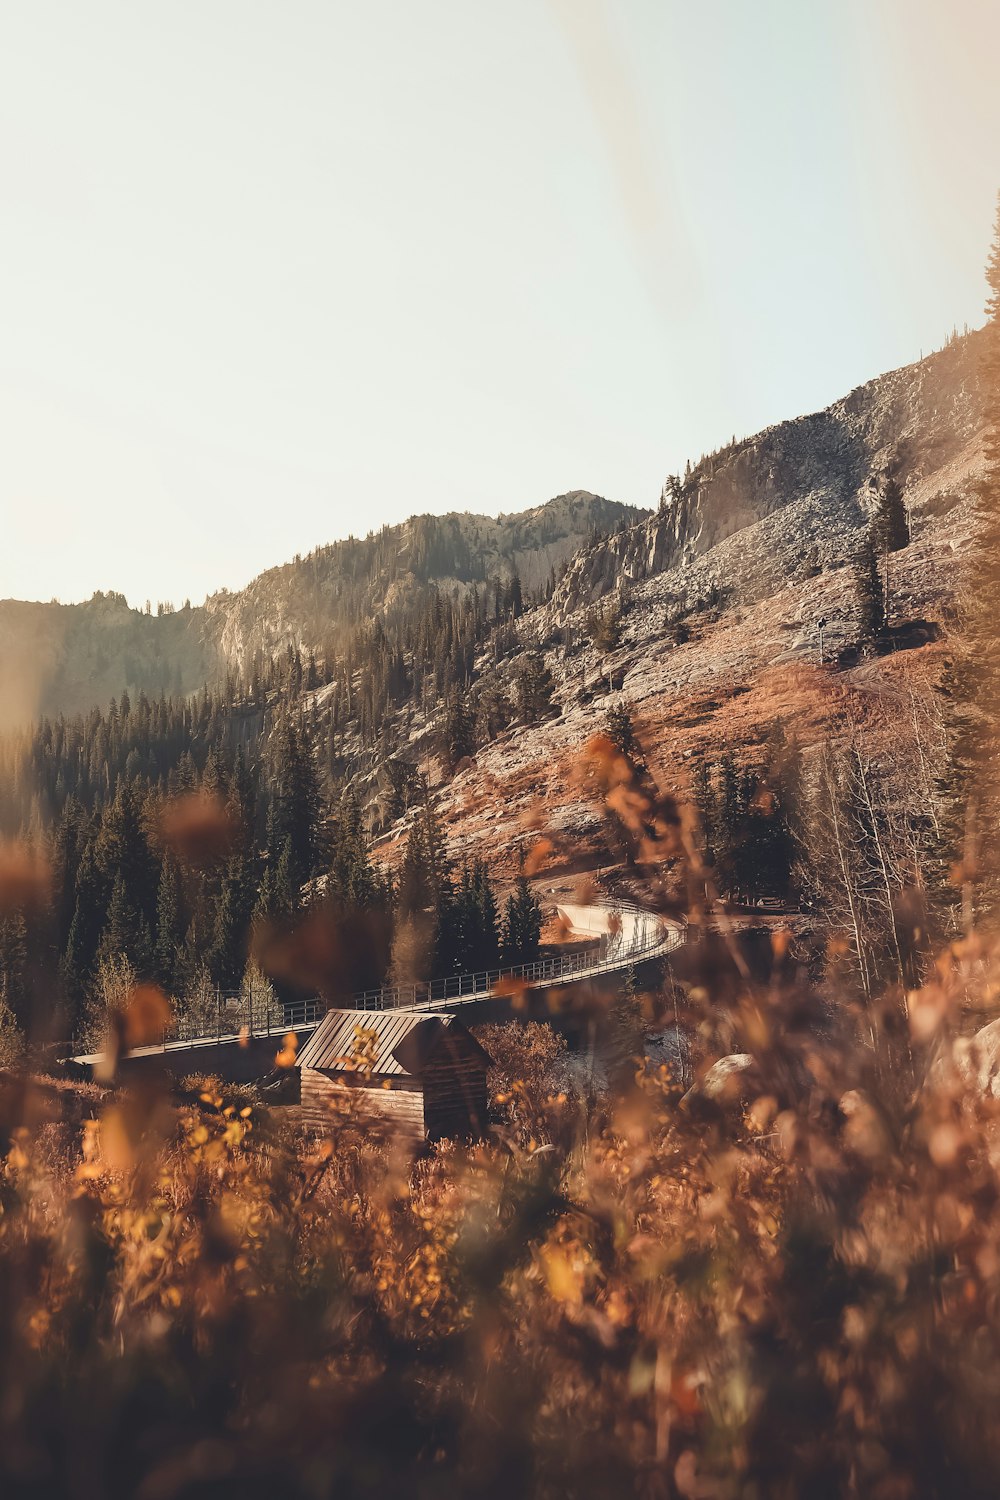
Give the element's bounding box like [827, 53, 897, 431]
[70, 903, 680, 1058]
[161, 994, 323, 1045]
[354, 915, 669, 1012]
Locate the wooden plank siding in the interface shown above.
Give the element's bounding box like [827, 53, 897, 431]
[300, 1067, 425, 1139]
[422, 1054, 488, 1141]
[296, 1008, 491, 1143]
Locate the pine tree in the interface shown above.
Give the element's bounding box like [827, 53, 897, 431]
[966, 190, 1000, 913]
[853, 531, 886, 645]
[383, 758, 417, 822]
[874, 474, 909, 554]
[329, 792, 383, 910]
[443, 695, 476, 774]
[97, 874, 151, 975]
[267, 719, 322, 891]
[208, 856, 253, 989]
[515, 654, 556, 724]
[501, 874, 543, 965]
[471, 860, 501, 970]
[398, 821, 433, 917]
[63, 845, 109, 1004]
[714, 752, 743, 897]
[259, 839, 295, 923]
[52, 797, 89, 952]
[94, 781, 156, 923]
[154, 852, 184, 992]
[606, 703, 638, 758]
[230, 745, 257, 853]
[0, 914, 28, 1026]
[0, 995, 24, 1069]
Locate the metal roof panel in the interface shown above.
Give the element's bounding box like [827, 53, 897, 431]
[297, 1008, 479, 1076]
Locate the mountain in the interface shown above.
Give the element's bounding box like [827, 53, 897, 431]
[552, 329, 981, 619]
[2, 329, 985, 892]
[0, 491, 644, 727]
[0, 592, 210, 734]
[371, 331, 983, 880]
[203, 491, 646, 677]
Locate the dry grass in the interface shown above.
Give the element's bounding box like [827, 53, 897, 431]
[1, 745, 999, 1497]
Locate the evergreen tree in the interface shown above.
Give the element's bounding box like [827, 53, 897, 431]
[471, 860, 501, 970]
[874, 474, 909, 554]
[398, 821, 433, 917]
[94, 781, 157, 924]
[208, 856, 253, 989]
[501, 874, 543, 965]
[606, 703, 638, 758]
[951, 190, 1000, 918]
[0, 996, 25, 1069]
[515, 654, 556, 724]
[450, 860, 501, 973]
[329, 792, 383, 910]
[52, 797, 89, 952]
[62, 845, 108, 1006]
[154, 852, 184, 992]
[0, 914, 28, 1027]
[383, 758, 417, 822]
[714, 753, 743, 896]
[443, 695, 477, 774]
[853, 531, 886, 644]
[254, 838, 295, 926]
[97, 873, 151, 975]
[267, 719, 322, 891]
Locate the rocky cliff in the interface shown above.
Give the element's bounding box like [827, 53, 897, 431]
[550, 332, 983, 617]
[0, 593, 211, 731]
[0, 491, 643, 725]
[203, 491, 645, 674]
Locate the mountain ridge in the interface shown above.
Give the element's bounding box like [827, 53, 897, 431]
[0, 331, 985, 734]
[0, 490, 643, 727]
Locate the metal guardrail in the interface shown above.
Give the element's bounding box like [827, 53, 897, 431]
[161, 995, 322, 1046]
[356, 907, 679, 1013]
[70, 903, 682, 1060]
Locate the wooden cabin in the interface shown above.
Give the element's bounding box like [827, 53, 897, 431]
[296, 1008, 491, 1141]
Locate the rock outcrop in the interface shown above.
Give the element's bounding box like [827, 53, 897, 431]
[551, 332, 983, 618]
[0, 492, 643, 724]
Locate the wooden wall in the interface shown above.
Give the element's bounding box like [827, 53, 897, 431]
[300, 1067, 425, 1139]
[422, 1057, 488, 1141]
[299, 1060, 488, 1142]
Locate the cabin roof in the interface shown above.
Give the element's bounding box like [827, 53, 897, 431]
[297, 1007, 491, 1077]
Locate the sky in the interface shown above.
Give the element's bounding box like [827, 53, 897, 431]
[1, 0, 998, 608]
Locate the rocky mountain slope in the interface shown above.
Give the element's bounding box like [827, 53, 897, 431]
[552, 330, 981, 618]
[0, 593, 210, 734]
[364, 333, 983, 880]
[2, 328, 984, 889]
[204, 491, 644, 675]
[0, 491, 642, 725]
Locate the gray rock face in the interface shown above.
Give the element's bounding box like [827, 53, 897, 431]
[203, 491, 646, 675]
[1, 328, 985, 726]
[953, 1019, 1000, 1098]
[551, 332, 984, 619]
[0, 491, 643, 723]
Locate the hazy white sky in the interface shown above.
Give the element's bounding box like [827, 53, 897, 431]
[1, 0, 997, 607]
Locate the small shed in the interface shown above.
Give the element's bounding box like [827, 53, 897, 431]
[296, 1008, 491, 1141]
